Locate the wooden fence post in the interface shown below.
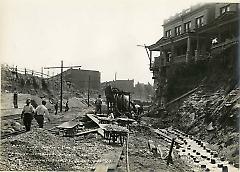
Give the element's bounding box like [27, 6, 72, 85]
[167, 138, 175, 165]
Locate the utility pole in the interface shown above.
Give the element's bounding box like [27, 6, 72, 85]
[44, 61, 81, 112]
[88, 76, 90, 107]
[60, 61, 63, 112]
[137, 44, 152, 68]
[41, 67, 43, 78]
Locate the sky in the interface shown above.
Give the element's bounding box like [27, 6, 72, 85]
[0, 0, 234, 85]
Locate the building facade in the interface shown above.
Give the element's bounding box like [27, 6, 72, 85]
[105, 79, 135, 93]
[62, 68, 101, 90]
[147, 3, 239, 106]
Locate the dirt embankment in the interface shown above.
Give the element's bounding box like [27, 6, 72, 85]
[147, 51, 239, 166]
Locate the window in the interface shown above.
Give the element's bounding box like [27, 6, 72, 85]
[196, 16, 204, 28]
[175, 25, 181, 36]
[220, 4, 230, 15]
[184, 21, 191, 32]
[166, 52, 171, 62]
[165, 30, 171, 37]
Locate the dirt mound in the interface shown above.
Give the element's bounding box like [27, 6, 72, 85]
[68, 97, 87, 108]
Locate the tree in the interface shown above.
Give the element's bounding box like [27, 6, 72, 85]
[19, 78, 25, 88]
[42, 79, 48, 90]
[32, 77, 39, 89]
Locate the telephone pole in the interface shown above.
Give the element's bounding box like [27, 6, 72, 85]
[60, 61, 63, 112]
[87, 76, 90, 107]
[44, 60, 81, 112]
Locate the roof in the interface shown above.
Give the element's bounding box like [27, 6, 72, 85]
[195, 11, 239, 34]
[163, 3, 213, 26]
[148, 32, 195, 51]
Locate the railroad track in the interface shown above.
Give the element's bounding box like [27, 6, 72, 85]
[1, 130, 26, 140]
[126, 133, 130, 172]
[152, 127, 239, 172]
[1, 113, 22, 121]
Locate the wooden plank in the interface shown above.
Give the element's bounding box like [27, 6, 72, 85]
[154, 129, 183, 145]
[116, 117, 135, 123]
[75, 129, 98, 136]
[148, 140, 157, 153]
[56, 121, 80, 129]
[157, 145, 163, 158]
[97, 128, 104, 137]
[166, 87, 199, 107]
[99, 124, 109, 129]
[103, 147, 123, 170]
[87, 114, 100, 125]
[94, 147, 123, 171]
[94, 164, 108, 172]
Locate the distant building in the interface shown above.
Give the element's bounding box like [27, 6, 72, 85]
[133, 82, 154, 101]
[105, 79, 134, 93]
[53, 68, 101, 90]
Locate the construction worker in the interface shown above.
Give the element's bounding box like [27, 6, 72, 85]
[65, 100, 69, 112]
[54, 102, 58, 115]
[35, 100, 50, 128]
[21, 98, 35, 131]
[95, 95, 102, 115]
[13, 89, 18, 108]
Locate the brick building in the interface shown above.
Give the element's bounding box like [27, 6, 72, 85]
[54, 68, 101, 91]
[147, 3, 239, 105]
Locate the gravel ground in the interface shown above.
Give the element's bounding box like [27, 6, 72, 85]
[0, 128, 115, 171]
[0, 95, 197, 172]
[117, 125, 193, 172]
[1, 120, 194, 172]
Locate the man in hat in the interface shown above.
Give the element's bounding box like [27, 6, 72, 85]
[95, 95, 102, 115]
[35, 100, 51, 128]
[21, 98, 35, 131]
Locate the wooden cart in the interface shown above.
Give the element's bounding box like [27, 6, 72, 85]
[57, 121, 83, 137]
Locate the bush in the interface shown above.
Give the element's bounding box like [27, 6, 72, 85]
[32, 77, 39, 89]
[42, 79, 48, 90]
[19, 78, 25, 88]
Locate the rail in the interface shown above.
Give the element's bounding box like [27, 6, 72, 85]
[126, 133, 130, 172]
[211, 38, 238, 50]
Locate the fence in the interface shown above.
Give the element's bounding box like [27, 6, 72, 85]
[2, 64, 50, 78]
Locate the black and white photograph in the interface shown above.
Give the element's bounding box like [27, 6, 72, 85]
[0, 0, 239, 171]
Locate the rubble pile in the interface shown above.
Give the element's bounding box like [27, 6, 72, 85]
[175, 86, 239, 164]
[0, 128, 113, 171]
[177, 88, 226, 130]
